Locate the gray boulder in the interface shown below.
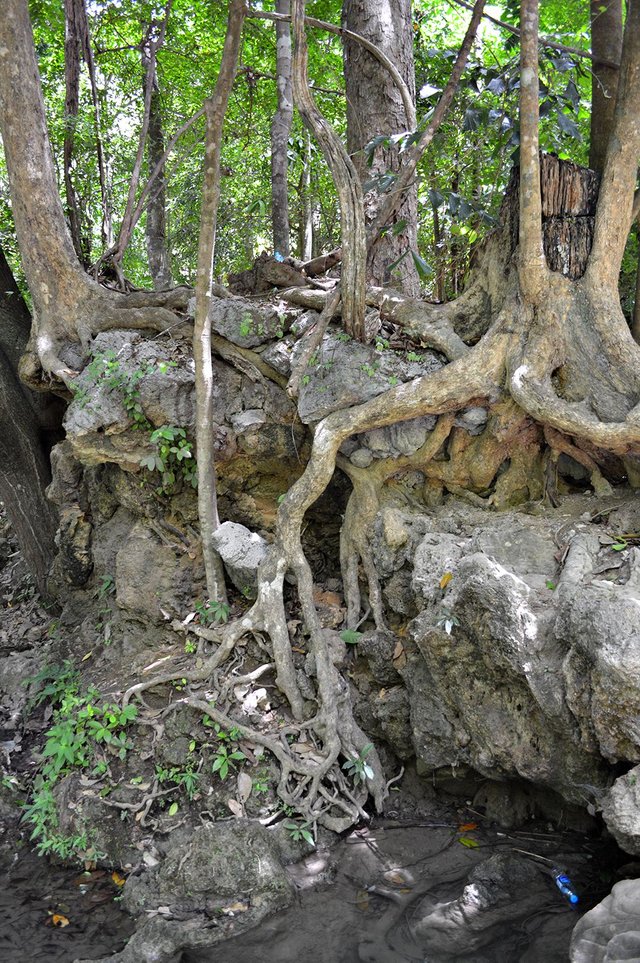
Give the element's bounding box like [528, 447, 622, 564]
[211, 521, 269, 597]
[571, 879, 640, 962]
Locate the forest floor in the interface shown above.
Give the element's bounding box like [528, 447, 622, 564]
[0, 504, 626, 963]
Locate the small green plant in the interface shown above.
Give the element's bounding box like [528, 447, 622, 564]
[436, 609, 460, 635]
[360, 362, 379, 378]
[184, 639, 197, 654]
[22, 666, 138, 860]
[141, 425, 196, 493]
[156, 763, 200, 801]
[342, 744, 374, 785]
[94, 574, 115, 600]
[374, 336, 389, 351]
[283, 819, 314, 846]
[195, 598, 230, 625]
[340, 629, 364, 645]
[301, 374, 310, 386]
[205, 722, 246, 780]
[406, 351, 424, 363]
[239, 315, 253, 338]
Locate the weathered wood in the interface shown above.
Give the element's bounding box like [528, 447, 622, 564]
[502, 154, 600, 280]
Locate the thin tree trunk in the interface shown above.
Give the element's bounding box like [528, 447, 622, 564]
[518, 0, 546, 305]
[632, 223, 640, 343]
[298, 131, 313, 260]
[588, 0, 640, 288]
[143, 51, 172, 290]
[343, 0, 419, 294]
[63, 0, 87, 265]
[99, 3, 172, 285]
[291, 0, 366, 340]
[194, 0, 246, 604]
[0, 247, 57, 595]
[590, 0, 623, 175]
[270, 0, 293, 257]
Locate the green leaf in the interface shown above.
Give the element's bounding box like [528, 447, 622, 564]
[411, 251, 433, 280]
[168, 802, 179, 816]
[340, 630, 363, 645]
[458, 836, 480, 848]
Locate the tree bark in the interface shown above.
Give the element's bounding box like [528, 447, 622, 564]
[0, 247, 58, 594]
[291, 0, 367, 340]
[518, 0, 546, 304]
[587, 0, 640, 289]
[63, 0, 88, 266]
[270, 0, 293, 257]
[342, 0, 419, 295]
[590, 0, 623, 175]
[193, 0, 246, 604]
[143, 49, 173, 290]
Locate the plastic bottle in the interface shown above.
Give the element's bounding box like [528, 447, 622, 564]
[551, 867, 579, 905]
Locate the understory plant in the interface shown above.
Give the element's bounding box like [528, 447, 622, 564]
[22, 664, 138, 860]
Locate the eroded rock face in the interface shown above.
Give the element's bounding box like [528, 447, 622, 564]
[371, 497, 640, 831]
[79, 821, 295, 963]
[570, 879, 640, 963]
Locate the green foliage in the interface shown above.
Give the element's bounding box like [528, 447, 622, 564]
[156, 763, 200, 801]
[283, 819, 314, 846]
[22, 664, 138, 860]
[195, 598, 230, 625]
[142, 425, 196, 493]
[340, 629, 364, 645]
[203, 721, 246, 781]
[341, 744, 374, 785]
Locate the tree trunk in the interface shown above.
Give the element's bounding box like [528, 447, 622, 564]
[63, 0, 88, 266]
[342, 0, 419, 295]
[590, 0, 623, 175]
[0, 247, 58, 594]
[270, 0, 293, 257]
[193, 0, 246, 604]
[0, 0, 189, 383]
[143, 50, 173, 290]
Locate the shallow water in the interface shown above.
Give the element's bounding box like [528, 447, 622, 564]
[0, 819, 613, 963]
[0, 842, 134, 963]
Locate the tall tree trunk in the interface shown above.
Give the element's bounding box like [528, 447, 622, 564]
[143, 50, 172, 290]
[0, 0, 184, 383]
[270, 0, 293, 257]
[63, 0, 87, 266]
[0, 247, 58, 594]
[590, 0, 623, 175]
[194, 0, 246, 604]
[297, 131, 313, 260]
[342, 0, 419, 295]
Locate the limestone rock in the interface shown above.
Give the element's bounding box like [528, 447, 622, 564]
[296, 331, 442, 423]
[116, 522, 205, 623]
[601, 768, 640, 856]
[211, 521, 268, 597]
[570, 879, 640, 962]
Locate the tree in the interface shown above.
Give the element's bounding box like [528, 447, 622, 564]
[0, 245, 59, 593]
[342, 0, 420, 294]
[270, 0, 294, 257]
[2, 0, 640, 842]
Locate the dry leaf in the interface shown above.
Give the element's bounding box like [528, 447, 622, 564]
[221, 901, 248, 915]
[51, 913, 70, 928]
[383, 869, 411, 887]
[111, 871, 126, 887]
[237, 771, 252, 803]
[458, 822, 478, 832]
[439, 572, 453, 589]
[356, 889, 370, 912]
[227, 798, 244, 818]
[392, 640, 407, 669]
